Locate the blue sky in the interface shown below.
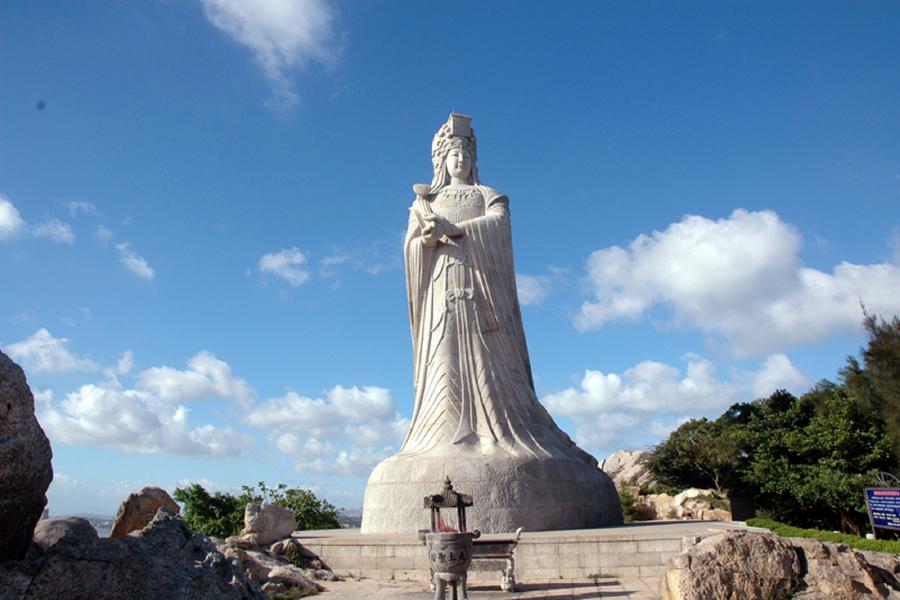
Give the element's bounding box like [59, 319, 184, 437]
[2, 1, 899, 516]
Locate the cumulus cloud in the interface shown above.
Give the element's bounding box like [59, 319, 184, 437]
[40, 382, 251, 457]
[136, 351, 254, 405]
[200, 0, 337, 108]
[259, 247, 310, 286]
[575, 209, 900, 356]
[33, 219, 75, 244]
[248, 385, 408, 476]
[516, 273, 551, 306]
[0, 195, 25, 240]
[6, 329, 99, 373]
[542, 353, 810, 455]
[247, 385, 392, 431]
[116, 242, 155, 279]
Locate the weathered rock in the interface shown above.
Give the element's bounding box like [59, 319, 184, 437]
[238, 503, 297, 546]
[0, 510, 266, 600]
[662, 530, 900, 600]
[32, 517, 98, 552]
[641, 493, 677, 520]
[791, 537, 900, 599]
[267, 564, 318, 589]
[601, 449, 655, 489]
[662, 530, 801, 600]
[0, 351, 53, 560]
[215, 536, 331, 594]
[640, 488, 731, 521]
[675, 489, 731, 521]
[109, 486, 180, 538]
[862, 550, 900, 579]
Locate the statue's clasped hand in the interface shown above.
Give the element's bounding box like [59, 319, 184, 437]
[420, 213, 463, 247]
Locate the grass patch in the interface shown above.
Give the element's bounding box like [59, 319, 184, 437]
[587, 572, 617, 581]
[747, 517, 900, 554]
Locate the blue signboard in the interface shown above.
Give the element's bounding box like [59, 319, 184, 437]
[864, 488, 900, 531]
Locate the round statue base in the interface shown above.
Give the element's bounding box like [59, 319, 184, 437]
[361, 447, 623, 534]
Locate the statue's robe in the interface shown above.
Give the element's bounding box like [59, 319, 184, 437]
[402, 185, 591, 463]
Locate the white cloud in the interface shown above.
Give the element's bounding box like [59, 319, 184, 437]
[65, 201, 96, 217]
[200, 0, 337, 108]
[6, 329, 98, 373]
[136, 351, 254, 405]
[33, 219, 75, 244]
[247, 385, 392, 430]
[542, 353, 810, 456]
[544, 355, 737, 417]
[116, 350, 134, 375]
[40, 382, 251, 457]
[248, 385, 408, 476]
[749, 353, 811, 400]
[116, 242, 155, 279]
[575, 209, 900, 356]
[0, 195, 25, 240]
[516, 273, 551, 306]
[259, 247, 310, 286]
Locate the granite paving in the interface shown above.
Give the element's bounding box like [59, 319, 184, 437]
[317, 576, 662, 599]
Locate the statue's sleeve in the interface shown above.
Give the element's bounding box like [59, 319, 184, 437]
[459, 189, 536, 391]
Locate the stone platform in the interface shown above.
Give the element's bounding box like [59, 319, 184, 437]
[295, 521, 760, 584]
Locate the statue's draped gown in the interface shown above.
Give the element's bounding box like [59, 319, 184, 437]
[402, 185, 590, 460]
[361, 184, 622, 534]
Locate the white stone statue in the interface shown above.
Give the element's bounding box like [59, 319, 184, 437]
[361, 114, 622, 534]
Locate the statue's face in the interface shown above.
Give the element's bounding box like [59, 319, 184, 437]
[445, 147, 472, 181]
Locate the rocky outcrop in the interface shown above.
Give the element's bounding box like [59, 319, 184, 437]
[231, 503, 297, 547]
[662, 530, 900, 600]
[0, 510, 267, 600]
[217, 527, 335, 597]
[0, 351, 53, 560]
[601, 449, 655, 489]
[662, 530, 802, 600]
[110, 486, 180, 538]
[641, 488, 731, 521]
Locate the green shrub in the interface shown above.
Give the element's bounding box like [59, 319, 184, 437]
[747, 517, 900, 554]
[173, 483, 245, 538]
[173, 481, 340, 538]
[618, 487, 656, 522]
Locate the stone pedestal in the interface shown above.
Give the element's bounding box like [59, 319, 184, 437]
[362, 446, 621, 534]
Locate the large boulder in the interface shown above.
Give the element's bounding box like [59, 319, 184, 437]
[109, 486, 180, 538]
[33, 517, 98, 552]
[237, 503, 296, 547]
[662, 530, 900, 600]
[0, 510, 267, 600]
[0, 351, 53, 560]
[791, 537, 900, 599]
[662, 530, 802, 600]
[601, 449, 655, 489]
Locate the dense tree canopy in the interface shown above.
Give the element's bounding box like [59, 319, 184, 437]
[647, 314, 899, 533]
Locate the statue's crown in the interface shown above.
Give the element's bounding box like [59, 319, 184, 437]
[432, 113, 477, 170]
